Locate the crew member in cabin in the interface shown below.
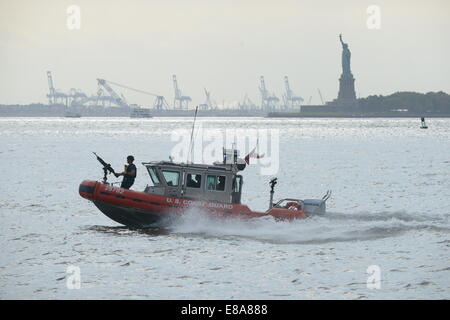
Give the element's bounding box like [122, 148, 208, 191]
[186, 173, 201, 188]
[216, 176, 226, 191]
[115, 155, 137, 189]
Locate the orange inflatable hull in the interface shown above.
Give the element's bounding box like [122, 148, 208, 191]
[79, 180, 305, 228]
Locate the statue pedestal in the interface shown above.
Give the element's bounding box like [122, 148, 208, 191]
[336, 73, 357, 110]
[338, 73, 356, 100]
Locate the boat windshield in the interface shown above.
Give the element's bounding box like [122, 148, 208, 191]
[162, 170, 180, 187]
[147, 167, 161, 185]
[274, 199, 302, 209]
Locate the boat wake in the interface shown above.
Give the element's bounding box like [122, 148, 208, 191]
[167, 209, 450, 245]
[85, 225, 171, 237]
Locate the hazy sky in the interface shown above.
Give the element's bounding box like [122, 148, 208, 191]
[1, 0, 449, 106]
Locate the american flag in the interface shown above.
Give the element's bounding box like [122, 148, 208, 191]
[244, 147, 265, 164]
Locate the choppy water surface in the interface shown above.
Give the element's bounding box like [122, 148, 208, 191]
[0, 117, 449, 299]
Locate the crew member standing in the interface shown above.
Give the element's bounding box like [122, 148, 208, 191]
[115, 155, 136, 189]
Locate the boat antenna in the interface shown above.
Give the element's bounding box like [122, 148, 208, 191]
[269, 177, 278, 209]
[187, 106, 199, 163]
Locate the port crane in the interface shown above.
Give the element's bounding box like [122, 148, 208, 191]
[46, 71, 69, 105]
[199, 88, 216, 110]
[46, 71, 90, 107]
[317, 89, 324, 105]
[97, 79, 128, 108]
[238, 93, 257, 110]
[46, 71, 57, 104]
[282, 76, 304, 109]
[96, 79, 169, 109]
[172, 75, 192, 109]
[259, 76, 279, 111]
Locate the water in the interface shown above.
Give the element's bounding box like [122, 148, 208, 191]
[0, 117, 449, 299]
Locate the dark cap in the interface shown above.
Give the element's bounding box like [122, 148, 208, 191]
[127, 155, 134, 161]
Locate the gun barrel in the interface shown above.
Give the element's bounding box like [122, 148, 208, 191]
[93, 152, 116, 174]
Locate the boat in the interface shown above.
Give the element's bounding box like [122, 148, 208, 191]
[420, 117, 428, 129]
[79, 149, 331, 228]
[130, 106, 152, 118]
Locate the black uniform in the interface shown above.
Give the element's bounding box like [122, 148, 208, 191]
[121, 163, 136, 189]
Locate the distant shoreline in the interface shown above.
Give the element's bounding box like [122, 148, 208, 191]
[2, 103, 450, 118]
[2, 113, 450, 118]
[0, 104, 265, 117]
[267, 112, 450, 118]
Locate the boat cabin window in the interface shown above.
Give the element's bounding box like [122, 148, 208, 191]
[207, 175, 226, 191]
[186, 173, 202, 188]
[233, 175, 242, 193]
[147, 167, 161, 185]
[162, 170, 180, 187]
[232, 175, 243, 204]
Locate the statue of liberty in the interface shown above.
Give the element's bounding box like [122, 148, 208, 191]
[339, 34, 352, 76]
[336, 34, 357, 104]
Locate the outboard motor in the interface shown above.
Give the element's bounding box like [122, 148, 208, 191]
[303, 190, 331, 215]
[303, 199, 326, 215]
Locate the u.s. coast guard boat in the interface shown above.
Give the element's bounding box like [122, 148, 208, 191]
[79, 149, 331, 228]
